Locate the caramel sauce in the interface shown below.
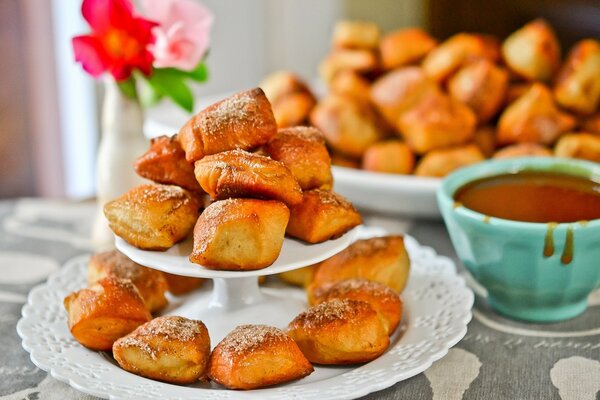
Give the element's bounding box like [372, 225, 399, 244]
[543, 222, 557, 257]
[454, 171, 600, 223]
[561, 226, 574, 265]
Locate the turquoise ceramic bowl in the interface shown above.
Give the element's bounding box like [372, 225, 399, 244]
[438, 157, 600, 322]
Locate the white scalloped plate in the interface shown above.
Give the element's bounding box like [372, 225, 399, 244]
[17, 233, 473, 400]
[116, 226, 360, 278]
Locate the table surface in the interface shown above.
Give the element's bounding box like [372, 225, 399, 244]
[1, 198, 599, 400]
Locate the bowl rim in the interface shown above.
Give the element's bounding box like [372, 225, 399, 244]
[437, 156, 600, 230]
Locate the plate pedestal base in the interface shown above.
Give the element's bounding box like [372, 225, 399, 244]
[165, 276, 307, 344]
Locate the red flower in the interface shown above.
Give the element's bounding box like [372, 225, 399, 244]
[72, 0, 157, 81]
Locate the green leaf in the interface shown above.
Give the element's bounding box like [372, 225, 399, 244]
[117, 78, 137, 99]
[136, 74, 164, 108]
[147, 69, 194, 112]
[186, 63, 208, 82]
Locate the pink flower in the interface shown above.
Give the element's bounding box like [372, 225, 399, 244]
[141, 0, 213, 71]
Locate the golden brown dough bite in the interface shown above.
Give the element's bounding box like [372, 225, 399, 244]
[88, 250, 168, 313]
[265, 127, 333, 190]
[310, 95, 386, 158]
[329, 70, 372, 102]
[380, 28, 438, 70]
[319, 49, 378, 84]
[113, 316, 210, 384]
[271, 92, 316, 128]
[332, 20, 380, 50]
[501, 19, 560, 82]
[362, 140, 415, 174]
[473, 126, 497, 158]
[397, 91, 476, 154]
[554, 39, 600, 115]
[309, 236, 410, 297]
[190, 198, 289, 270]
[421, 33, 500, 82]
[554, 133, 600, 163]
[286, 189, 361, 244]
[278, 265, 316, 287]
[194, 149, 303, 206]
[311, 279, 403, 335]
[260, 71, 311, 105]
[178, 88, 277, 163]
[448, 59, 509, 123]
[287, 299, 389, 365]
[162, 272, 205, 296]
[414, 144, 485, 177]
[134, 134, 202, 192]
[64, 277, 152, 351]
[497, 84, 576, 145]
[208, 324, 313, 390]
[104, 184, 200, 251]
[370, 66, 438, 129]
[493, 143, 552, 159]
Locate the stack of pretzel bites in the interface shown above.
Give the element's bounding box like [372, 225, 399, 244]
[261, 19, 600, 177]
[61, 89, 415, 390]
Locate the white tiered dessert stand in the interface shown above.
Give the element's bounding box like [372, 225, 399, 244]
[115, 226, 361, 344]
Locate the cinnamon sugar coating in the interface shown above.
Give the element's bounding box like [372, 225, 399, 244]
[88, 250, 169, 313]
[194, 149, 303, 206]
[63, 277, 151, 351]
[178, 88, 277, 163]
[208, 324, 313, 389]
[113, 316, 211, 384]
[287, 299, 389, 364]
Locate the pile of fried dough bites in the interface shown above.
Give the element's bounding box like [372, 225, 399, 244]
[261, 19, 600, 177]
[64, 234, 411, 389]
[104, 88, 362, 270]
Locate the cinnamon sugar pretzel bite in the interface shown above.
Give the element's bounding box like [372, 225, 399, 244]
[318, 49, 378, 84]
[501, 19, 560, 82]
[189, 198, 290, 271]
[113, 316, 210, 384]
[178, 88, 277, 163]
[310, 95, 386, 158]
[448, 59, 509, 123]
[414, 144, 485, 177]
[88, 250, 169, 313]
[208, 324, 313, 390]
[422, 33, 500, 82]
[362, 140, 415, 174]
[264, 126, 333, 190]
[64, 277, 152, 351]
[286, 189, 361, 244]
[497, 84, 576, 146]
[287, 299, 389, 364]
[370, 66, 438, 129]
[380, 28, 438, 69]
[104, 184, 200, 251]
[554, 39, 600, 115]
[309, 236, 410, 300]
[194, 149, 303, 206]
[311, 279, 403, 335]
[397, 91, 476, 154]
[331, 20, 381, 50]
[134, 134, 202, 192]
[554, 133, 600, 163]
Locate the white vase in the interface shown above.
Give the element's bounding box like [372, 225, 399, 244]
[91, 79, 148, 251]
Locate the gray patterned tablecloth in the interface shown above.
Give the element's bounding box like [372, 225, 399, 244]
[1, 198, 599, 400]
